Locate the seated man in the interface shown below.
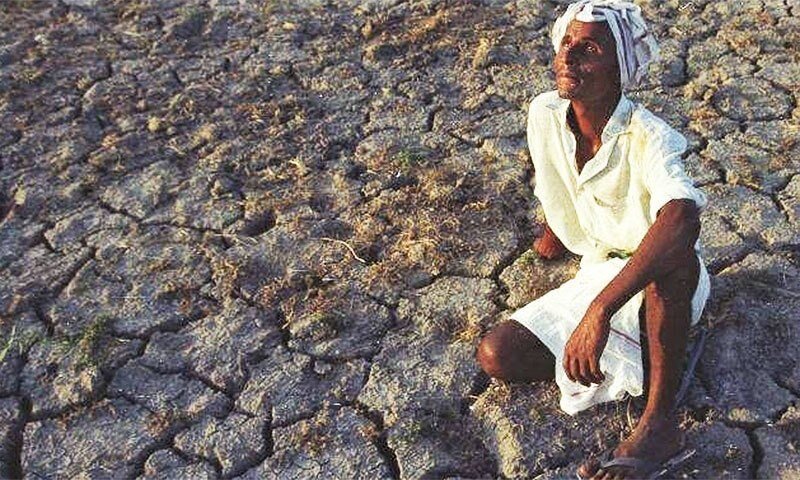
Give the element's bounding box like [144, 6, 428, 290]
[476, 1, 710, 479]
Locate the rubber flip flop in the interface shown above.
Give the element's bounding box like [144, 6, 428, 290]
[576, 448, 695, 479]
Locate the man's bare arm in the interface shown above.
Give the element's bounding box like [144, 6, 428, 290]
[534, 222, 568, 260]
[593, 198, 700, 315]
[562, 199, 700, 386]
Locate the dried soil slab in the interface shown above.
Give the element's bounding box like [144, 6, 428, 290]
[432, 102, 508, 141]
[648, 38, 686, 87]
[478, 136, 536, 216]
[360, 277, 495, 422]
[22, 399, 177, 479]
[701, 184, 798, 250]
[629, 88, 693, 131]
[175, 412, 267, 477]
[239, 407, 392, 479]
[84, 126, 177, 173]
[222, 226, 305, 302]
[755, 407, 800, 479]
[359, 327, 480, 427]
[456, 110, 527, 146]
[100, 160, 183, 219]
[1, 116, 94, 174]
[388, 400, 496, 479]
[7, 165, 100, 221]
[778, 175, 800, 226]
[0, 311, 45, 397]
[472, 38, 525, 71]
[0, 216, 44, 270]
[0, 245, 91, 317]
[363, 94, 433, 136]
[684, 152, 722, 186]
[757, 61, 800, 91]
[45, 205, 134, 253]
[471, 382, 633, 479]
[236, 345, 368, 426]
[139, 449, 217, 480]
[712, 78, 793, 121]
[80, 71, 143, 125]
[686, 35, 730, 79]
[359, 158, 521, 282]
[146, 173, 243, 231]
[444, 203, 519, 278]
[678, 419, 753, 478]
[285, 285, 392, 359]
[0, 397, 22, 480]
[47, 259, 126, 336]
[20, 339, 105, 418]
[740, 120, 800, 155]
[50, 239, 214, 338]
[500, 250, 580, 309]
[686, 107, 739, 148]
[353, 129, 451, 188]
[698, 213, 748, 273]
[700, 252, 800, 424]
[0, 346, 22, 398]
[398, 276, 497, 342]
[478, 137, 528, 183]
[109, 360, 230, 421]
[311, 92, 372, 155]
[490, 64, 553, 109]
[140, 300, 281, 394]
[705, 134, 797, 194]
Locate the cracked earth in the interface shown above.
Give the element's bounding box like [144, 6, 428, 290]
[0, 0, 799, 478]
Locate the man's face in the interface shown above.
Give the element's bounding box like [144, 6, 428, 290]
[553, 20, 620, 102]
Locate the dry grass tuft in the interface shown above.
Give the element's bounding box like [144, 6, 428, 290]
[74, 317, 109, 368]
[358, 421, 381, 441]
[452, 309, 483, 343]
[406, 8, 448, 43]
[296, 412, 331, 455]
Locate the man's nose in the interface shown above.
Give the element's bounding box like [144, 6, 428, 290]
[563, 45, 579, 65]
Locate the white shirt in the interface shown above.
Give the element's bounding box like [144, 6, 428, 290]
[512, 91, 711, 414]
[527, 91, 707, 265]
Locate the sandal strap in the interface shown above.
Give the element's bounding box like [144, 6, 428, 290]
[598, 449, 696, 479]
[601, 456, 656, 472]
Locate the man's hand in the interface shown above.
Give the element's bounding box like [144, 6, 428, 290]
[560, 200, 701, 387]
[563, 301, 611, 386]
[534, 224, 567, 260]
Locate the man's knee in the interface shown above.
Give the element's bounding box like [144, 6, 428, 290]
[477, 321, 555, 382]
[476, 322, 520, 380]
[476, 334, 506, 379]
[648, 250, 699, 303]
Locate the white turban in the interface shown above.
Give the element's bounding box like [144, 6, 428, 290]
[551, 0, 659, 88]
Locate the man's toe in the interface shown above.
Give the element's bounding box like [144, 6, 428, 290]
[590, 468, 606, 480]
[577, 458, 600, 479]
[610, 466, 633, 480]
[593, 466, 628, 480]
[608, 468, 626, 480]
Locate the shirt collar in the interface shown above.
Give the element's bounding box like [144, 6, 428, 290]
[545, 92, 633, 142]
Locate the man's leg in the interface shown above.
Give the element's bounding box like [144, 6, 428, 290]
[476, 320, 555, 382]
[582, 253, 699, 480]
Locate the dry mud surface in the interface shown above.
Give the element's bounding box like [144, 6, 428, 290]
[1, 0, 799, 478]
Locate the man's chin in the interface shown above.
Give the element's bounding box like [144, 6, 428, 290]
[556, 87, 577, 99]
[556, 76, 581, 99]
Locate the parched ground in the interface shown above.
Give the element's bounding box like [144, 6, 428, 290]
[0, 0, 798, 478]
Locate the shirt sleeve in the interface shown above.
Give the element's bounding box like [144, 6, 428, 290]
[642, 131, 708, 220]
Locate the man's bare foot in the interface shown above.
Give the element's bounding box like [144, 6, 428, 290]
[533, 225, 567, 260]
[577, 415, 684, 479]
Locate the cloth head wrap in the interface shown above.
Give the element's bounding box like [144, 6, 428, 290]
[551, 0, 659, 88]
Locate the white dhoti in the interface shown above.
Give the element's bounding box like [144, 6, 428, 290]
[509, 256, 710, 415]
